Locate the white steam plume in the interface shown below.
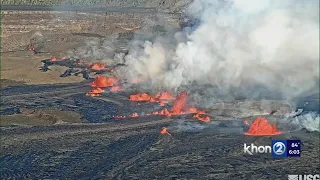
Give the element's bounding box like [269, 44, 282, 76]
[123, 0, 319, 99]
[285, 111, 320, 132]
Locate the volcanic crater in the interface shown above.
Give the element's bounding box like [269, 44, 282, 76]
[1, 5, 319, 180]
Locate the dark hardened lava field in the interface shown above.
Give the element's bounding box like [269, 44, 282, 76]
[1, 82, 319, 180]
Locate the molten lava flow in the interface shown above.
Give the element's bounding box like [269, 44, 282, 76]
[129, 113, 139, 118]
[193, 113, 210, 122]
[244, 117, 282, 136]
[91, 76, 117, 88]
[187, 107, 206, 114]
[50, 56, 57, 62]
[171, 91, 187, 115]
[155, 91, 175, 100]
[91, 63, 107, 71]
[148, 91, 209, 119]
[151, 108, 172, 116]
[120, 90, 211, 122]
[159, 108, 171, 116]
[129, 93, 153, 102]
[160, 127, 171, 136]
[86, 87, 104, 97]
[129, 91, 175, 103]
[114, 115, 126, 119]
[110, 85, 122, 92]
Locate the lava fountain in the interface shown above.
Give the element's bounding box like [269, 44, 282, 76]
[244, 117, 282, 136]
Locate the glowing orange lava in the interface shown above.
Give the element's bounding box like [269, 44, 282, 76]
[91, 76, 117, 88]
[86, 87, 104, 97]
[187, 107, 205, 114]
[50, 56, 57, 62]
[91, 63, 107, 71]
[130, 113, 139, 118]
[114, 115, 126, 119]
[129, 93, 154, 102]
[171, 91, 187, 115]
[129, 91, 175, 104]
[115, 90, 211, 122]
[244, 117, 282, 136]
[159, 108, 171, 116]
[160, 127, 171, 136]
[193, 113, 210, 122]
[155, 91, 175, 100]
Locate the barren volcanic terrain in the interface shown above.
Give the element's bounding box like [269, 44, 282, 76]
[1, 5, 319, 180]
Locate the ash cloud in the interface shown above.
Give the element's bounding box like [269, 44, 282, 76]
[123, 0, 319, 100]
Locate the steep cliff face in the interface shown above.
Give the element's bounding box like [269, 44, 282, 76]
[1, 0, 193, 13]
[1, 11, 180, 52]
[1, 0, 193, 52]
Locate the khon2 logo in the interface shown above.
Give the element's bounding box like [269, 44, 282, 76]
[243, 140, 301, 157]
[272, 140, 287, 157]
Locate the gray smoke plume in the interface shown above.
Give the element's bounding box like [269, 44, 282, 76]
[123, 0, 319, 100]
[68, 35, 118, 62]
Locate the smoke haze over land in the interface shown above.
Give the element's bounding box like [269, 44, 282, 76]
[123, 0, 319, 100]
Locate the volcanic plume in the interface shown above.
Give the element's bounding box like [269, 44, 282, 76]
[122, 0, 319, 101]
[63, 0, 318, 132]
